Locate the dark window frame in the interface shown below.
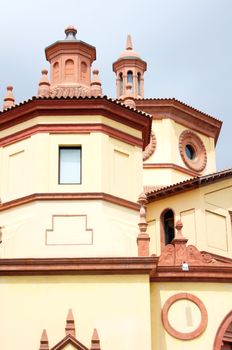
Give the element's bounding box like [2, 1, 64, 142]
[58, 146, 82, 185]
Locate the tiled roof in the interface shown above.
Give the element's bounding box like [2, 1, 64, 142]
[146, 168, 232, 201]
[0, 95, 152, 119]
[135, 97, 222, 123]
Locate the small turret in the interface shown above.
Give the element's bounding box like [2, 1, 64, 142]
[45, 26, 97, 97]
[113, 35, 147, 99]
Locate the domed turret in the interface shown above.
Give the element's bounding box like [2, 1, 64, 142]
[113, 35, 147, 99]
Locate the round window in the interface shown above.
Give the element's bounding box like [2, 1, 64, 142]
[179, 130, 207, 172]
[185, 144, 196, 160]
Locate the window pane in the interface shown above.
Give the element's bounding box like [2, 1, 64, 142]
[59, 148, 81, 184]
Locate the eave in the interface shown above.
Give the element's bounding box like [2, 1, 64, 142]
[135, 98, 222, 143]
[0, 96, 152, 150]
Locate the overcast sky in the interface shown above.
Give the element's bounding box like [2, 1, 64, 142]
[0, 0, 231, 170]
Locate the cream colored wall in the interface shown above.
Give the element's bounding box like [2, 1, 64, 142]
[0, 274, 151, 350]
[0, 129, 142, 203]
[147, 178, 232, 257]
[0, 115, 141, 139]
[151, 282, 232, 350]
[143, 119, 216, 186]
[143, 168, 191, 187]
[0, 200, 139, 258]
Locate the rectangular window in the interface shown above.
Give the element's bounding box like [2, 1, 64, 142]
[59, 147, 81, 184]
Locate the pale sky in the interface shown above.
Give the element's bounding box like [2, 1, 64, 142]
[0, 0, 231, 170]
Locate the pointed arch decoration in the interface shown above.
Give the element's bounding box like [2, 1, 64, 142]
[213, 310, 232, 350]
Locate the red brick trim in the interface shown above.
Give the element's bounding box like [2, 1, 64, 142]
[0, 256, 157, 275]
[161, 293, 208, 340]
[0, 123, 142, 148]
[143, 163, 198, 177]
[179, 130, 207, 172]
[0, 192, 140, 212]
[213, 311, 232, 350]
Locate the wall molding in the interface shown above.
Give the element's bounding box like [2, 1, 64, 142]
[0, 192, 140, 212]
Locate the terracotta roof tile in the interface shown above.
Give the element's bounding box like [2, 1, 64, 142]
[0, 95, 152, 119]
[135, 97, 222, 123]
[146, 168, 232, 201]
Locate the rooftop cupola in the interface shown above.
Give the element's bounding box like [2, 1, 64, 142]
[113, 35, 147, 100]
[45, 26, 96, 97]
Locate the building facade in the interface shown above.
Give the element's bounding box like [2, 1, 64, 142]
[0, 26, 232, 350]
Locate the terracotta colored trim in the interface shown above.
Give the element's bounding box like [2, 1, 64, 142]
[146, 169, 232, 202]
[50, 334, 89, 350]
[213, 311, 232, 350]
[135, 98, 222, 143]
[159, 208, 175, 251]
[0, 97, 152, 149]
[0, 192, 140, 212]
[161, 293, 208, 340]
[179, 130, 207, 172]
[143, 163, 198, 177]
[142, 131, 156, 161]
[45, 214, 93, 246]
[0, 123, 142, 148]
[0, 256, 157, 276]
[151, 265, 232, 282]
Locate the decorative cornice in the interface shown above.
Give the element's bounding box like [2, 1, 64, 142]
[0, 96, 152, 149]
[0, 192, 140, 212]
[135, 98, 222, 143]
[0, 257, 157, 276]
[0, 123, 142, 148]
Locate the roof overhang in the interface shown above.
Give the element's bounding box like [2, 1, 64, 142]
[135, 98, 222, 144]
[0, 96, 152, 150]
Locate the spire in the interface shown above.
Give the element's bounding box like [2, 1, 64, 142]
[37, 69, 51, 97]
[112, 35, 147, 99]
[90, 328, 101, 350]
[39, 329, 49, 350]
[3, 86, 15, 110]
[126, 34, 133, 50]
[65, 309, 76, 337]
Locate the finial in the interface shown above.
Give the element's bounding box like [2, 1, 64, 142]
[65, 25, 77, 40]
[90, 69, 102, 97]
[175, 220, 183, 239]
[65, 309, 76, 337]
[39, 329, 49, 350]
[126, 34, 133, 50]
[37, 69, 51, 97]
[137, 192, 150, 256]
[90, 328, 101, 350]
[3, 86, 15, 110]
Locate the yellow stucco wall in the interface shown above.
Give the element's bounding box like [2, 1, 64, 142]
[143, 119, 216, 186]
[147, 178, 232, 257]
[0, 127, 142, 203]
[0, 274, 151, 350]
[151, 282, 232, 350]
[0, 200, 139, 258]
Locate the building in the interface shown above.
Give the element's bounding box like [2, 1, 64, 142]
[0, 25, 232, 350]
